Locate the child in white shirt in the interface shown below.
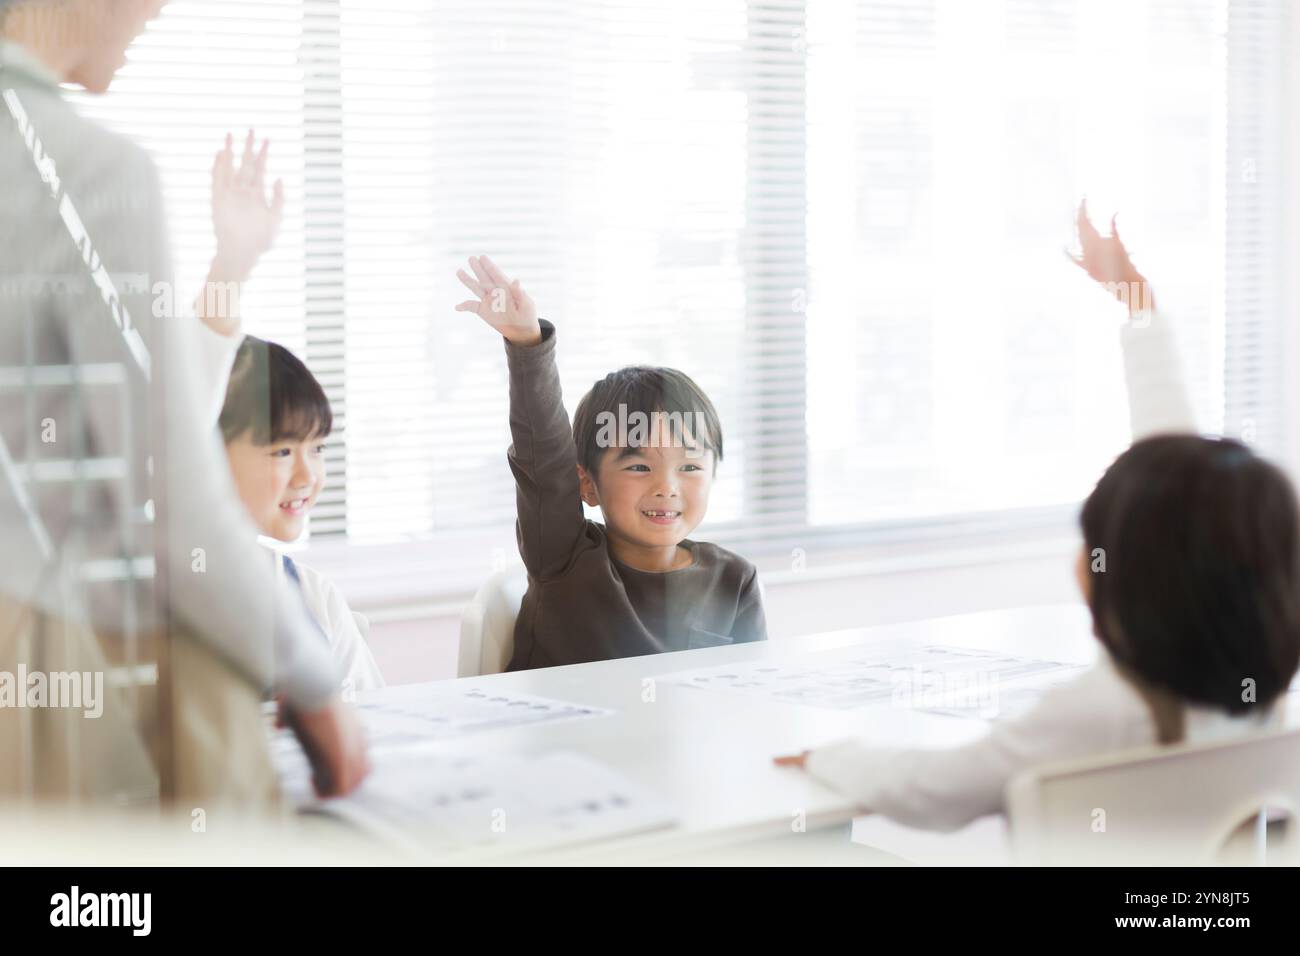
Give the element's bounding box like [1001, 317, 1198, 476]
[194, 132, 384, 695]
[216, 336, 386, 694]
[775, 203, 1299, 831]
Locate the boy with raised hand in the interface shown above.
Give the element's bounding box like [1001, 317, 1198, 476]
[456, 255, 767, 669]
[196, 133, 385, 695]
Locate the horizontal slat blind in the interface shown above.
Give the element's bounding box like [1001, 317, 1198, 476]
[342, 0, 758, 541]
[59, 0, 1290, 552]
[69, 1, 310, 354]
[67, 0, 345, 531]
[1223, 0, 1287, 451]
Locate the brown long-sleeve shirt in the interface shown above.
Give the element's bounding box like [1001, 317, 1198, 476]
[504, 321, 767, 670]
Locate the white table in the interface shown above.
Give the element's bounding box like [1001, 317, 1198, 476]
[375, 603, 1099, 862]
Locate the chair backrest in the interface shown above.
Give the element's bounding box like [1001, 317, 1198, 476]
[1006, 726, 1300, 865]
[457, 563, 529, 678]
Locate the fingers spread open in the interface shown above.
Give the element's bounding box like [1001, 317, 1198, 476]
[456, 268, 485, 297]
[479, 254, 510, 288]
[510, 277, 530, 310]
[253, 138, 270, 191]
[1076, 199, 1101, 246]
[1110, 213, 1130, 252]
[237, 129, 256, 185]
[213, 135, 235, 188]
[468, 255, 494, 289]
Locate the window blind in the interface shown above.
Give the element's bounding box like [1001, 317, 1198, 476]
[64, 0, 1290, 556]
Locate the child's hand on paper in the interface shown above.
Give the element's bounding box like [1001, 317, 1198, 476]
[211, 129, 285, 282]
[773, 751, 810, 770]
[455, 255, 541, 346]
[1067, 199, 1155, 317]
[283, 694, 371, 798]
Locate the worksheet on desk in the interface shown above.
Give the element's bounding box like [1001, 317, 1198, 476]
[276, 745, 676, 857]
[660, 643, 1088, 720]
[351, 684, 614, 749]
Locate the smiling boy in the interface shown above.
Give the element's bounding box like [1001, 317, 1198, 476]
[193, 131, 383, 694]
[215, 335, 385, 693]
[456, 255, 767, 669]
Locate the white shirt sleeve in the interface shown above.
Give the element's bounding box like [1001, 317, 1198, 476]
[130, 150, 339, 709]
[159, 315, 341, 708]
[803, 659, 1155, 832]
[193, 321, 242, 430]
[1119, 309, 1198, 440]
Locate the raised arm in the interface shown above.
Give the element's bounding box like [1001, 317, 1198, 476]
[129, 147, 367, 797]
[196, 130, 284, 337]
[455, 256, 588, 579]
[193, 130, 285, 426]
[1068, 200, 1196, 438]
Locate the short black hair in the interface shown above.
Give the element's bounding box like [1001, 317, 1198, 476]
[218, 336, 332, 445]
[571, 365, 723, 477]
[1081, 434, 1300, 713]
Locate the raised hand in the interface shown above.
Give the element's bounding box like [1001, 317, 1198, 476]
[455, 255, 541, 346]
[211, 129, 285, 282]
[1067, 199, 1155, 316]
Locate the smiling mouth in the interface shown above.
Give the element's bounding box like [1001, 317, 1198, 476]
[280, 498, 310, 514]
[642, 509, 681, 523]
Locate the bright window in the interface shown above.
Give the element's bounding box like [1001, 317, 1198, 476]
[71, 0, 1289, 555]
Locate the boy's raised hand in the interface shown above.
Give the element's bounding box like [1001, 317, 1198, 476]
[211, 129, 285, 283]
[1067, 199, 1155, 316]
[455, 255, 541, 346]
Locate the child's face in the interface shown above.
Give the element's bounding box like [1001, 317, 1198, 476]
[579, 420, 715, 554]
[224, 432, 327, 542]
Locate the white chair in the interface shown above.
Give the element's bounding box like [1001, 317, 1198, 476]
[1006, 726, 1300, 865]
[457, 563, 529, 678]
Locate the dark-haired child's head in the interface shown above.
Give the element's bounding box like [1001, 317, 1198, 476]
[1077, 434, 1300, 714]
[570, 365, 723, 557]
[219, 336, 331, 542]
